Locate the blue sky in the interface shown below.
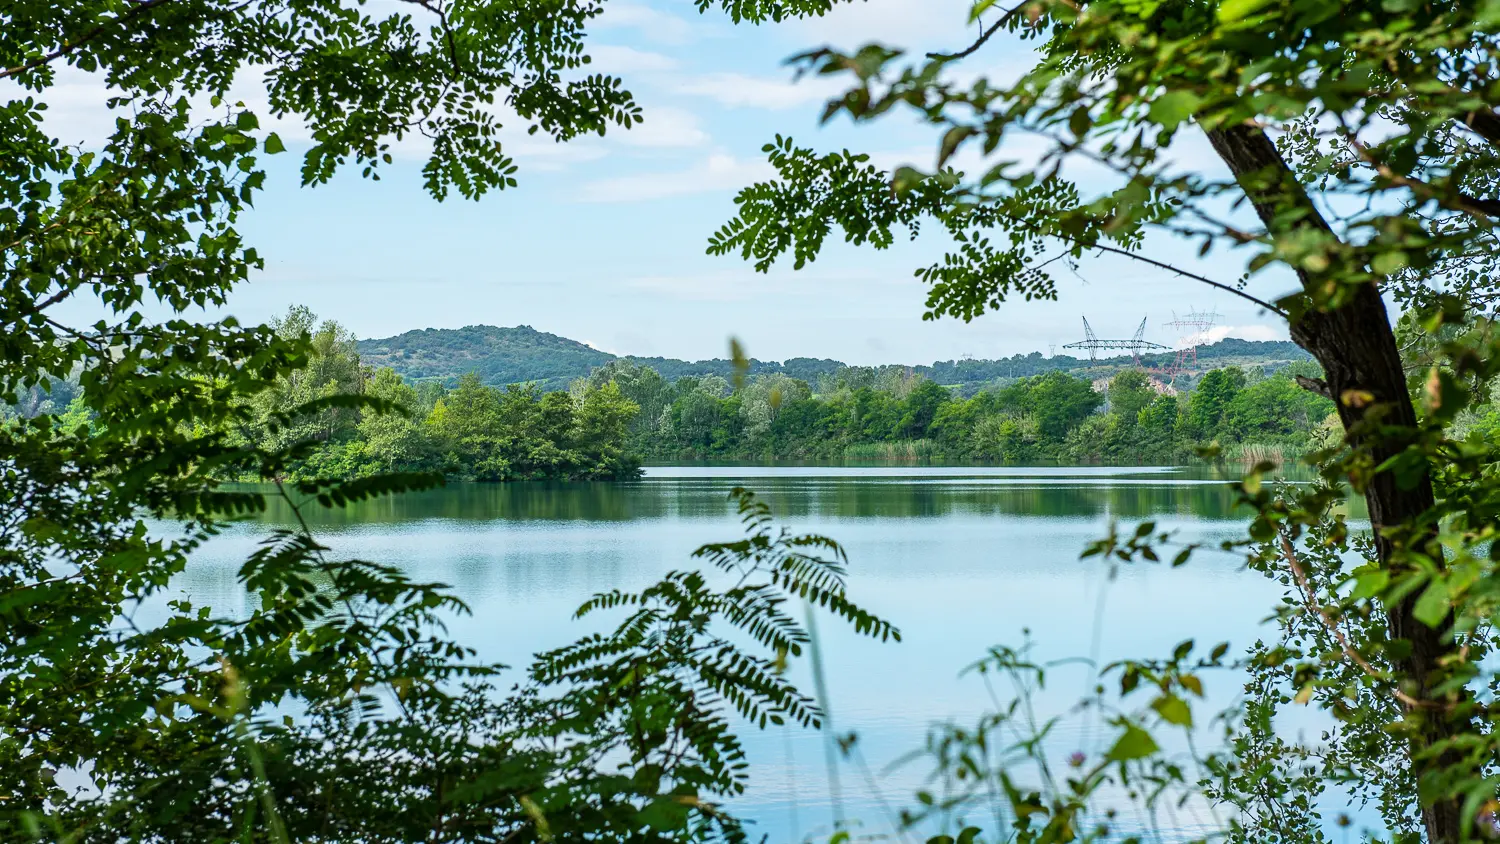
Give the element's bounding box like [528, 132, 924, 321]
[41, 0, 1294, 365]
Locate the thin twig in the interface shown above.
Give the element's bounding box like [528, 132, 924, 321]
[927, 3, 1029, 61]
[999, 209, 1290, 316]
[1278, 533, 1428, 710]
[1345, 136, 1500, 220]
[395, 0, 464, 80]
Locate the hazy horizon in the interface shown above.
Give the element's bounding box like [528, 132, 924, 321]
[356, 319, 1299, 369]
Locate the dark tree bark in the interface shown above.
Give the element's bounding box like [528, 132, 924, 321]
[1462, 107, 1500, 149]
[1205, 122, 1465, 843]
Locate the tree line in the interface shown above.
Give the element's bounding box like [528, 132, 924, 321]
[13, 306, 1340, 481]
[246, 306, 1339, 475]
[586, 355, 1338, 465]
[241, 308, 643, 482]
[3, 307, 644, 483]
[14, 306, 1473, 482]
[355, 320, 1310, 394]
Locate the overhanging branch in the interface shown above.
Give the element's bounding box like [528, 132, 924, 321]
[0, 0, 174, 81]
[927, 3, 1029, 61]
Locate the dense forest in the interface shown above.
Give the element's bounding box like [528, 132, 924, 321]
[244, 310, 643, 482]
[1, 307, 1348, 476]
[3, 309, 643, 483]
[358, 324, 616, 390]
[32, 307, 1484, 479]
[593, 357, 1339, 464]
[358, 322, 1312, 393]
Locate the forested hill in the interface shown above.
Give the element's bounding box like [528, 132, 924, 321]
[358, 325, 614, 388]
[358, 325, 1311, 391]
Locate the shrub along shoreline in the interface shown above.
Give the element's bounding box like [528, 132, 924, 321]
[257, 309, 1343, 478]
[4, 307, 1348, 480]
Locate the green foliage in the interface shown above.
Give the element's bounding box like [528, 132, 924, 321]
[1106, 370, 1155, 426]
[702, 0, 1500, 837]
[0, 1, 900, 840]
[359, 325, 616, 391]
[355, 322, 1310, 395]
[1188, 368, 1248, 439]
[232, 308, 643, 483]
[583, 358, 1328, 465]
[530, 488, 898, 841]
[997, 371, 1105, 441]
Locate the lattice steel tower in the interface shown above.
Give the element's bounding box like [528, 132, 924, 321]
[1062, 316, 1168, 365]
[1162, 309, 1219, 376]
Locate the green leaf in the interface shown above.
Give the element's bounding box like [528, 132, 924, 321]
[1151, 694, 1193, 727]
[939, 125, 976, 167]
[728, 336, 750, 391]
[1068, 106, 1093, 138]
[892, 165, 926, 194]
[1413, 579, 1450, 628]
[1148, 91, 1202, 131]
[265, 132, 286, 154]
[1216, 0, 1275, 23]
[1371, 250, 1408, 275]
[969, 0, 1001, 22]
[636, 798, 690, 832]
[1106, 723, 1159, 761]
[1351, 570, 1390, 600]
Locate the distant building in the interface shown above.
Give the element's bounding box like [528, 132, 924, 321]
[1093, 374, 1179, 397]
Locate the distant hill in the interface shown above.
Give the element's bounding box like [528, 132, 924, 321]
[358, 325, 613, 390]
[358, 325, 1312, 392]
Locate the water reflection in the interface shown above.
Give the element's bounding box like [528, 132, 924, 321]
[190, 465, 1348, 842]
[237, 464, 1345, 529]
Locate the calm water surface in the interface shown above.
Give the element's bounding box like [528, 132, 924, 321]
[183, 465, 1330, 841]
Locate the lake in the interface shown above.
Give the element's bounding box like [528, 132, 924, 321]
[183, 465, 1327, 842]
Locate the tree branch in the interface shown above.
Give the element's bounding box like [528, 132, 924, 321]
[1294, 374, 1332, 399]
[1459, 108, 1500, 149]
[1347, 137, 1500, 219]
[1011, 215, 1290, 316]
[0, 0, 174, 81]
[394, 0, 463, 80]
[1084, 239, 1289, 316]
[1278, 534, 1430, 711]
[927, 3, 1029, 61]
[965, 195, 1290, 316]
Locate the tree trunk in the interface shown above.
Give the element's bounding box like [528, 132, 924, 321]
[1204, 122, 1464, 843]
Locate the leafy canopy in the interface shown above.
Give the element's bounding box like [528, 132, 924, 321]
[701, 0, 1500, 839]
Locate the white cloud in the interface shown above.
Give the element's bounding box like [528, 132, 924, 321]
[587, 44, 680, 74]
[579, 338, 622, 354]
[791, 0, 974, 50]
[1204, 324, 1288, 343]
[620, 106, 708, 147]
[579, 152, 775, 202]
[675, 71, 846, 110]
[3, 65, 320, 151]
[9, 66, 613, 173]
[505, 138, 610, 170]
[593, 3, 699, 45]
